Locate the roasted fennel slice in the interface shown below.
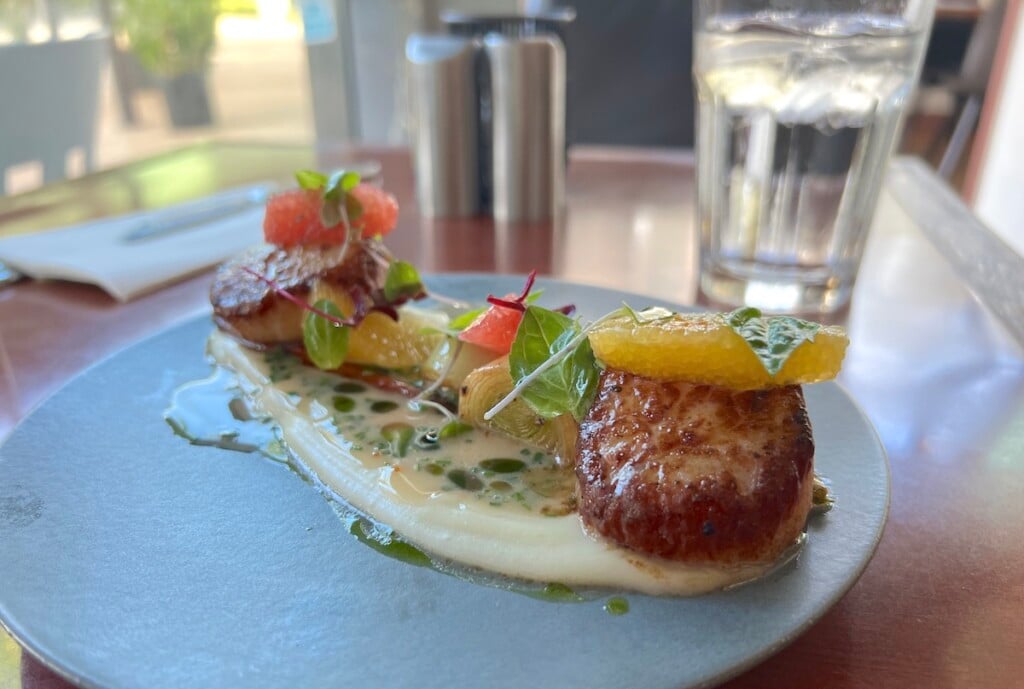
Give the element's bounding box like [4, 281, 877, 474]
[459, 356, 578, 463]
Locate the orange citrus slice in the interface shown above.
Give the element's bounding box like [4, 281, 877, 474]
[310, 280, 444, 369]
[588, 311, 847, 389]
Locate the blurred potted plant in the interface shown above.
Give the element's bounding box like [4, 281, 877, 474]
[116, 0, 218, 128]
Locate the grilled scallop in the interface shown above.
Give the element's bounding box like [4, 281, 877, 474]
[210, 240, 391, 345]
[576, 369, 814, 565]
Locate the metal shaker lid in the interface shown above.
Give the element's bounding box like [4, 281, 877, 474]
[440, 8, 576, 39]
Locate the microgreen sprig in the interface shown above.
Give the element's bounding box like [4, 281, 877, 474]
[483, 302, 674, 422]
[486, 270, 538, 312]
[240, 266, 360, 328]
[294, 168, 364, 229]
[484, 306, 618, 422]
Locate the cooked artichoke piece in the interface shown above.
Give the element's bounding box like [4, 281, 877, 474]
[459, 356, 578, 464]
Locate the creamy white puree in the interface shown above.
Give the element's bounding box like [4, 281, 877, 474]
[208, 330, 783, 595]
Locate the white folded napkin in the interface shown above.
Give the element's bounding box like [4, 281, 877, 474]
[0, 185, 273, 301]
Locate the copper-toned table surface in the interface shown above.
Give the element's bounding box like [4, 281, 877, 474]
[1, 143, 1022, 689]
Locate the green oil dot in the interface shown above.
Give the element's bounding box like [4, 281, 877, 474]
[480, 458, 526, 473]
[370, 400, 399, 413]
[533, 582, 584, 603]
[447, 468, 483, 491]
[603, 597, 629, 616]
[332, 395, 356, 413]
[348, 519, 430, 568]
[334, 381, 366, 394]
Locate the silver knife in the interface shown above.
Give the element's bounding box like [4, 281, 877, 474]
[121, 185, 272, 243]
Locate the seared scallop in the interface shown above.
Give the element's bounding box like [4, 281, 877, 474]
[210, 240, 391, 345]
[576, 369, 814, 565]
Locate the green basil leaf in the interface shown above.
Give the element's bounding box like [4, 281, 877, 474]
[726, 307, 820, 376]
[298, 169, 362, 228]
[324, 169, 361, 202]
[449, 306, 487, 332]
[508, 305, 599, 422]
[295, 169, 328, 190]
[384, 260, 424, 302]
[341, 171, 361, 192]
[303, 299, 350, 370]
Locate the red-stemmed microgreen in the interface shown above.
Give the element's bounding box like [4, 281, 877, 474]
[485, 269, 537, 312]
[480, 271, 574, 317]
[240, 266, 360, 327]
[241, 255, 428, 370]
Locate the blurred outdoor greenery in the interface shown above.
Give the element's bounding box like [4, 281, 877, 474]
[114, 0, 218, 77]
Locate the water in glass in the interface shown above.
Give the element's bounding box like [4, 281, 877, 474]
[695, 14, 929, 312]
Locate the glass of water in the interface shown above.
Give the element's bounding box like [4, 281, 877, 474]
[694, 0, 935, 313]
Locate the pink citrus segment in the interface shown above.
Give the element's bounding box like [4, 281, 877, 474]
[349, 184, 398, 238]
[263, 189, 344, 247]
[263, 184, 399, 247]
[458, 298, 524, 354]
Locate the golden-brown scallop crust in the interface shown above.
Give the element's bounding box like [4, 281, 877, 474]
[576, 370, 814, 565]
[209, 240, 391, 344]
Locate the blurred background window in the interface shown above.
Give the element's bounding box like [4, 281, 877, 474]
[1, 0, 314, 194]
[0, 0, 1017, 203]
[0, 0, 703, 197]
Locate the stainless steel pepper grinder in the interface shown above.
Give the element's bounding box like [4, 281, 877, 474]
[485, 33, 566, 223]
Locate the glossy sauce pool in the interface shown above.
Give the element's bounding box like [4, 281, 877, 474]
[171, 330, 796, 596]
